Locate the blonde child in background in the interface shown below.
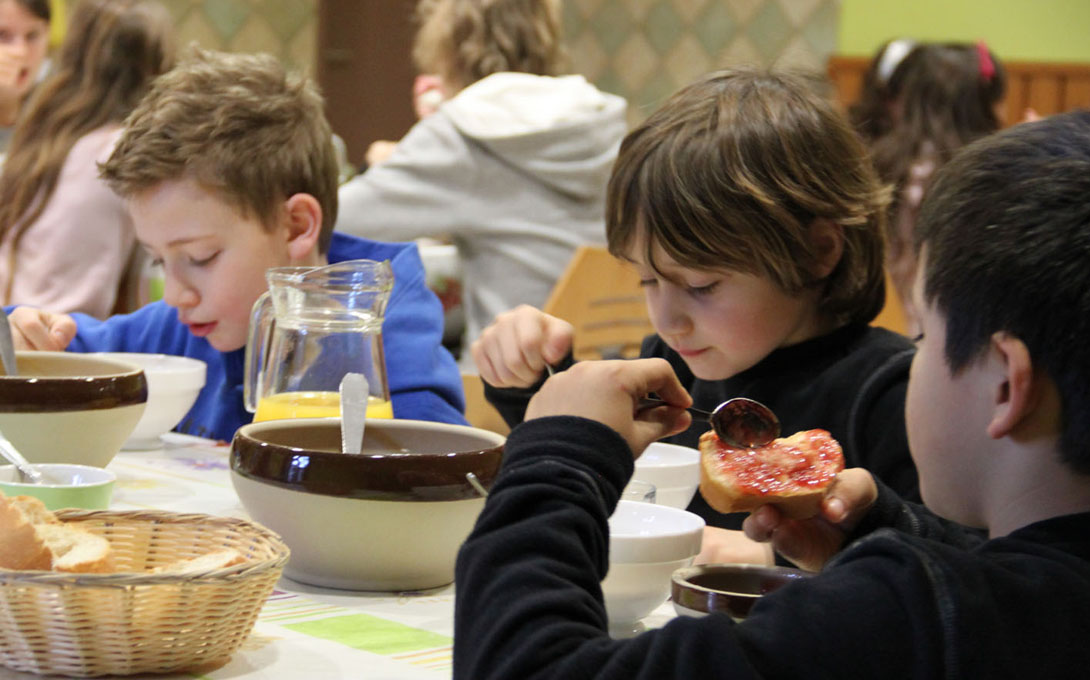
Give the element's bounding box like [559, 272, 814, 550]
[0, 0, 174, 318]
[6, 48, 465, 441]
[0, 0, 49, 155]
[474, 69, 918, 565]
[336, 0, 627, 366]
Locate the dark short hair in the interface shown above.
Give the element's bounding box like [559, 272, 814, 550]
[607, 69, 890, 326]
[916, 110, 1090, 473]
[17, 0, 50, 22]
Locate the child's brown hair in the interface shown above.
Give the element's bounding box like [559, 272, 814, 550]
[606, 69, 890, 327]
[0, 0, 174, 297]
[411, 0, 564, 93]
[100, 47, 339, 253]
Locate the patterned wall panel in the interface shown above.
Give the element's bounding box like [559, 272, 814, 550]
[563, 0, 840, 124]
[159, 0, 317, 75]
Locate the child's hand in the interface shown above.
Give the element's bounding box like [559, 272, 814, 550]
[0, 47, 25, 102]
[8, 307, 77, 351]
[524, 358, 692, 456]
[472, 305, 574, 388]
[741, 468, 877, 572]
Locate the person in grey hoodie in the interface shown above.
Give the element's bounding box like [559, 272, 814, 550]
[335, 0, 627, 365]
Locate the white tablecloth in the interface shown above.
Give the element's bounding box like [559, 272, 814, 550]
[0, 433, 674, 679]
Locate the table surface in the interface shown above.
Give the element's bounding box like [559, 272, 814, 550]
[0, 434, 674, 679]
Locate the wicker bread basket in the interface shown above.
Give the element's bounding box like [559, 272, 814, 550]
[0, 509, 289, 677]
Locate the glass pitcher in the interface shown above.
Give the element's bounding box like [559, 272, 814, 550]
[244, 259, 394, 422]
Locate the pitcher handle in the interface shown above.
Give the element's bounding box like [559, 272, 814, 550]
[243, 291, 274, 413]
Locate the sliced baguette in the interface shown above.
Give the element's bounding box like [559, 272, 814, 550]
[0, 495, 54, 570]
[0, 494, 114, 572]
[35, 523, 114, 573]
[152, 548, 245, 575]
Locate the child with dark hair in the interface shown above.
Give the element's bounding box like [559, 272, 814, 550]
[473, 69, 918, 564]
[849, 38, 917, 143]
[0, 0, 50, 153]
[454, 108, 1090, 680]
[0, 0, 174, 317]
[869, 41, 1006, 335]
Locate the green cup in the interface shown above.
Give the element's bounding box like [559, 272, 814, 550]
[0, 464, 116, 510]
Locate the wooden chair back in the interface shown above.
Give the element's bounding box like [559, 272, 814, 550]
[871, 269, 909, 337]
[543, 245, 655, 361]
[461, 373, 510, 436]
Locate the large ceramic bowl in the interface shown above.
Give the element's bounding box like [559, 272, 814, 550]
[671, 563, 814, 621]
[0, 352, 147, 468]
[230, 417, 504, 591]
[93, 353, 207, 449]
[631, 441, 700, 509]
[601, 500, 704, 631]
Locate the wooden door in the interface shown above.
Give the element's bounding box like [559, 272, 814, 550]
[317, 0, 419, 167]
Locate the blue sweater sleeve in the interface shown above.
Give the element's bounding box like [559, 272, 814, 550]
[384, 244, 467, 424]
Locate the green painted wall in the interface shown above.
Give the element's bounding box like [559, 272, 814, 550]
[839, 0, 1090, 62]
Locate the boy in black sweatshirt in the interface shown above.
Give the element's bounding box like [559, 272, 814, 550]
[453, 110, 1090, 679]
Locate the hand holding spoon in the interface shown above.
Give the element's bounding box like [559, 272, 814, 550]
[638, 396, 780, 448]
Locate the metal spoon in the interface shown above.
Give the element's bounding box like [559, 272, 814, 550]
[638, 396, 780, 448]
[0, 436, 44, 484]
[339, 372, 368, 454]
[0, 307, 16, 376]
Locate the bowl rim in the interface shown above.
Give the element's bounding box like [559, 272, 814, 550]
[636, 441, 700, 467]
[608, 500, 705, 563]
[90, 352, 207, 389]
[231, 417, 505, 501]
[670, 563, 813, 618]
[0, 463, 116, 488]
[0, 352, 148, 412]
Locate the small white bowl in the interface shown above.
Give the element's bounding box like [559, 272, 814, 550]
[0, 463, 116, 510]
[632, 441, 700, 509]
[601, 500, 705, 628]
[93, 353, 206, 450]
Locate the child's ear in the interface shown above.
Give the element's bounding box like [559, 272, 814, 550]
[807, 218, 844, 280]
[283, 193, 323, 261]
[986, 332, 1046, 439]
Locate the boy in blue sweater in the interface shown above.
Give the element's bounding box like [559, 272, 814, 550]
[7, 48, 465, 441]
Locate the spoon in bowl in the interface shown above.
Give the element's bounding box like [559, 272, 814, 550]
[339, 372, 368, 455]
[0, 307, 16, 377]
[0, 436, 44, 484]
[638, 396, 780, 449]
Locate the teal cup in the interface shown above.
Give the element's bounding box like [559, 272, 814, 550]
[0, 464, 116, 510]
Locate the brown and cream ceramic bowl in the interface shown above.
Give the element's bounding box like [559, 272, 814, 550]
[671, 563, 814, 621]
[230, 417, 504, 591]
[0, 352, 147, 468]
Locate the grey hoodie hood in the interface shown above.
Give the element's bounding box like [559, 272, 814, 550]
[441, 72, 627, 200]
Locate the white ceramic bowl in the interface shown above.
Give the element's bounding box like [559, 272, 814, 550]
[93, 353, 206, 449]
[601, 500, 705, 628]
[0, 352, 147, 468]
[230, 417, 504, 591]
[632, 441, 700, 509]
[0, 464, 116, 510]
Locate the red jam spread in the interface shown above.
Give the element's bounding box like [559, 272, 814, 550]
[710, 429, 844, 497]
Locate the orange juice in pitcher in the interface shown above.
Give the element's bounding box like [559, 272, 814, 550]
[253, 391, 394, 422]
[244, 260, 394, 423]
